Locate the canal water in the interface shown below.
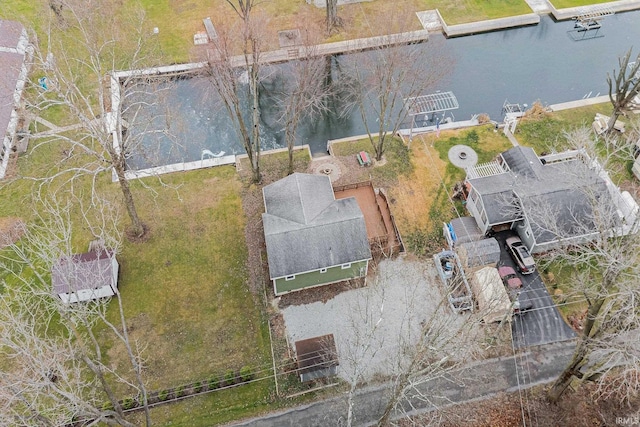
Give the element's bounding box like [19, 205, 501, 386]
[125, 11, 640, 170]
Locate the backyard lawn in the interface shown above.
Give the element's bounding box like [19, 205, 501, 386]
[106, 166, 271, 390]
[1, 143, 274, 424]
[389, 126, 513, 254]
[515, 102, 613, 154]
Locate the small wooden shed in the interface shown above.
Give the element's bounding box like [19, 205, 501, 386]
[294, 334, 338, 382]
[52, 250, 119, 303]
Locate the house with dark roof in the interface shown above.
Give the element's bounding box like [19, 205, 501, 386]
[52, 250, 120, 303]
[465, 146, 637, 253]
[0, 19, 28, 179]
[262, 173, 372, 295]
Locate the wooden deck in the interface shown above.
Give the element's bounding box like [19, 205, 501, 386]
[334, 181, 402, 255]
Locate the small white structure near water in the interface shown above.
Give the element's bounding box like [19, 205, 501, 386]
[52, 250, 119, 303]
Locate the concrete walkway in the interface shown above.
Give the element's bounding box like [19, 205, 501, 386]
[231, 340, 576, 427]
[548, 95, 610, 112]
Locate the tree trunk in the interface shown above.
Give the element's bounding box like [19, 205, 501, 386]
[250, 62, 261, 183]
[374, 134, 385, 161]
[607, 111, 621, 133]
[113, 153, 144, 238]
[548, 298, 605, 402]
[326, 0, 342, 34]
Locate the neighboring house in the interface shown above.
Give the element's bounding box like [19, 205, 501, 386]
[52, 250, 120, 303]
[262, 173, 372, 296]
[465, 146, 638, 253]
[0, 19, 28, 179]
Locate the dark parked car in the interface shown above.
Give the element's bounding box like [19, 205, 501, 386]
[497, 265, 523, 289]
[511, 289, 533, 314]
[505, 236, 536, 274]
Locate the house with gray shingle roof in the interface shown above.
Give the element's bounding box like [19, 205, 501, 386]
[262, 173, 371, 295]
[465, 146, 637, 253]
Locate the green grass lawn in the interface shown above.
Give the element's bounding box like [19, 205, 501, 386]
[2, 143, 274, 424]
[515, 103, 613, 154]
[330, 135, 413, 185]
[423, 0, 533, 24]
[104, 166, 271, 389]
[551, 0, 613, 8]
[2, 0, 616, 65]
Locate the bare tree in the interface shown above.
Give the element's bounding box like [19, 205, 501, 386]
[340, 25, 449, 161]
[501, 131, 640, 402]
[204, 0, 265, 183]
[25, 0, 171, 239]
[326, 0, 342, 34]
[322, 259, 482, 426]
[607, 48, 640, 133]
[272, 43, 333, 174]
[0, 193, 151, 426]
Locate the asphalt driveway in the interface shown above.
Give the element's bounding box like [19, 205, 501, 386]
[493, 231, 576, 348]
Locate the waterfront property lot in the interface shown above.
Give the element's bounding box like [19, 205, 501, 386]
[107, 166, 271, 391]
[1, 148, 273, 423]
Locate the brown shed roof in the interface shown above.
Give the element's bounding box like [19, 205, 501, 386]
[51, 250, 117, 295]
[294, 334, 338, 382]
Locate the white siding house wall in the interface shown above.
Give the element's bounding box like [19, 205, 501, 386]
[465, 191, 489, 234]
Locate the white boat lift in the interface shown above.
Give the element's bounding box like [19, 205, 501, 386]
[403, 91, 459, 144]
[568, 6, 614, 40]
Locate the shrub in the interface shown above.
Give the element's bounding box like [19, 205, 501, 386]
[175, 385, 185, 398]
[239, 366, 253, 382]
[101, 401, 114, 412]
[208, 376, 219, 390]
[193, 381, 203, 393]
[224, 369, 236, 386]
[158, 389, 169, 401]
[122, 398, 136, 410]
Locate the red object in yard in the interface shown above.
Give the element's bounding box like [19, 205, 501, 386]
[358, 151, 371, 166]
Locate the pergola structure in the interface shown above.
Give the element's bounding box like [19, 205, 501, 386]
[568, 6, 614, 40]
[403, 91, 459, 144]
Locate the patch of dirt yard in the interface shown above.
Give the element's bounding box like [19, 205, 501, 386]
[0, 217, 25, 248]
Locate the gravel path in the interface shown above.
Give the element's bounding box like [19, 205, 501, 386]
[281, 257, 478, 383]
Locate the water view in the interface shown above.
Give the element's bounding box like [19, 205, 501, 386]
[123, 10, 640, 171]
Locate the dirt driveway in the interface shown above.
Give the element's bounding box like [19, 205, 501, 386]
[280, 256, 491, 383]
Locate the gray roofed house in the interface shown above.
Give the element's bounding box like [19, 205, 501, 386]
[262, 173, 372, 295]
[52, 250, 120, 303]
[0, 19, 28, 179]
[465, 146, 630, 253]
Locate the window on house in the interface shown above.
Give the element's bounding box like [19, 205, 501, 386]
[469, 188, 477, 204]
[341, 263, 351, 269]
[285, 275, 295, 281]
[320, 268, 327, 273]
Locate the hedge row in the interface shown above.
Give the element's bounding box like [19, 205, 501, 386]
[113, 366, 255, 411]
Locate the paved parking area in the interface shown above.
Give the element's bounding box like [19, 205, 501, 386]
[494, 231, 576, 348]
